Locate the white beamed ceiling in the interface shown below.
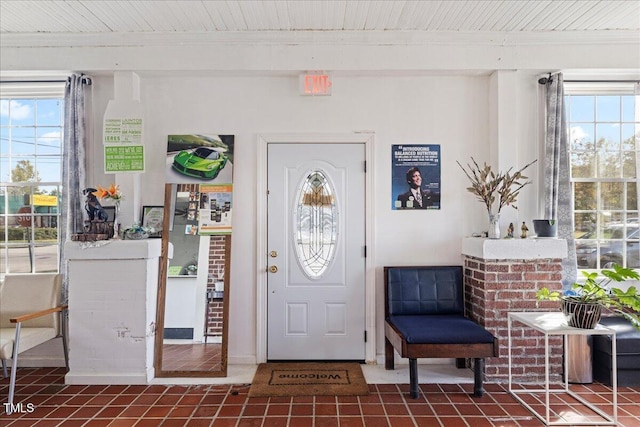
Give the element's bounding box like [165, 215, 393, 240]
[1, 1, 638, 35]
[1, 1, 638, 76]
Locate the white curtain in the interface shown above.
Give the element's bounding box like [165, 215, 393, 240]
[542, 72, 577, 287]
[59, 74, 91, 302]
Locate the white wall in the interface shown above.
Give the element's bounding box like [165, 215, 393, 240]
[91, 71, 545, 363]
[2, 30, 638, 366]
[165, 277, 197, 329]
[183, 75, 486, 359]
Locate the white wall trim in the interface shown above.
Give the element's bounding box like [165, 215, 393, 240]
[2, 30, 639, 48]
[256, 132, 376, 364]
[3, 31, 638, 74]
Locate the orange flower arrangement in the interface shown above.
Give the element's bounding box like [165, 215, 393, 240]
[93, 183, 122, 202]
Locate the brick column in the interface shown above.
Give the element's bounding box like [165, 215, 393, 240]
[206, 236, 226, 338]
[206, 300, 224, 336]
[461, 238, 568, 383]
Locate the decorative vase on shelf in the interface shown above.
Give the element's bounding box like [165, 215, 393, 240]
[562, 298, 602, 329]
[488, 212, 500, 239]
[112, 202, 121, 240]
[124, 230, 148, 240]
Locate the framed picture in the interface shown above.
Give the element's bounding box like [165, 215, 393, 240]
[142, 206, 164, 238]
[103, 206, 116, 223]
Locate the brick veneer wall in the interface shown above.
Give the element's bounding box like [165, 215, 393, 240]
[463, 256, 565, 383]
[206, 300, 224, 336]
[206, 235, 226, 337]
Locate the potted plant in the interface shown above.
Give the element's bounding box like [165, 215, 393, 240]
[536, 263, 640, 329]
[457, 157, 536, 239]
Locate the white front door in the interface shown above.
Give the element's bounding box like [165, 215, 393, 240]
[267, 143, 366, 360]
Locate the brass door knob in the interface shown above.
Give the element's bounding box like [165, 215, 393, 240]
[269, 265, 278, 273]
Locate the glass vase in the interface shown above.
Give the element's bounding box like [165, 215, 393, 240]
[488, 212, 500, 239]
[112, 202, 121, 240]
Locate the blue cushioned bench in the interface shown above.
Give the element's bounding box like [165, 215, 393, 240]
[593, 316, 640, 387]
[384, 266, 498, 398]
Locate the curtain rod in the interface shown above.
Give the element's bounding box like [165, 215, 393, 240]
[0, 76, 91, 85]
[564, 80, 640, 83]
[5, 77, 638, 86]
[1, 79, 66, 83]
[539, 73, 639, 85]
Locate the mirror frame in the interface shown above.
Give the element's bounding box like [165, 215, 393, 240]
[154, 183, 230, 377]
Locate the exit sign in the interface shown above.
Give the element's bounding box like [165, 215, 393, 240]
[299, 72, 332, 96]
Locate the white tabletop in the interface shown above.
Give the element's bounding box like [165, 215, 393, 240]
[508, 311, 615, 336]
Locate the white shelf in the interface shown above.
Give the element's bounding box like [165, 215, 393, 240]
[461, 237, 567, 260]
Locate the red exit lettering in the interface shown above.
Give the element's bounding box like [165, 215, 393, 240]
[304, 74, 332, 95]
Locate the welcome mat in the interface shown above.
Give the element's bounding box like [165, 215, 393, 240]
[248, 362, 369, 397]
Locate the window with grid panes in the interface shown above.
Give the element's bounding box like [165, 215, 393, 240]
[567, 83, 639, 270]
[1, 84, 65, 275]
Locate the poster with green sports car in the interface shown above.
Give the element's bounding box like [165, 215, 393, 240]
[166, 134, 234, 184]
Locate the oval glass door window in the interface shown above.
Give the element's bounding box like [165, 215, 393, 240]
[294, 170, 338, 278]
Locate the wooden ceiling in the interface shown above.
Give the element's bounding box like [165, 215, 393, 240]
[1, 0, 638, 34]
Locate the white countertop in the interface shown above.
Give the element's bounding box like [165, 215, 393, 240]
[462, 237, 568, 260]
[65, 238, 164, 260]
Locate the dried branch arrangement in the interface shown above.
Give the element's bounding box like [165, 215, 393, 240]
[456, 158, 537, 214]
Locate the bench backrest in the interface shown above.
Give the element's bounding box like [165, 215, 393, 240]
[384, 266, 464, 317]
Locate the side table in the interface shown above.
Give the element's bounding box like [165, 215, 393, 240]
[508, 311, 617, 426]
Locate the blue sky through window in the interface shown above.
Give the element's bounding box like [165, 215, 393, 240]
[567, 94, 636, 154]
[0, 98, 63, 184]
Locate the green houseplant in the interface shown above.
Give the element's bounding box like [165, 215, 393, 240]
[536, 264, 640, 329]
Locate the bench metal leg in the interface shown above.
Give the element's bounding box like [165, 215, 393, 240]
[409, 358, 420, 399]
[473, 358, 485, 397]
[7, 323, 22, 415]
[384, 338, 394, 370]
[61, 309, 69, 370]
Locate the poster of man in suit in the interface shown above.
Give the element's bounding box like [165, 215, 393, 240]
[392, 144, 441, 210]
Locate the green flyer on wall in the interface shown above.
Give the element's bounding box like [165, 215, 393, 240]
[104, 145, 145, 172]
[103, 117, 145, 173]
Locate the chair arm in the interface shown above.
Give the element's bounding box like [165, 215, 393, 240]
[10, 305, 68, 324]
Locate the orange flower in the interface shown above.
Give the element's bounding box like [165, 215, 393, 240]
[93, 183, 122, 201]
[107, 183, 120, 198]
[92, 186, 108, 199]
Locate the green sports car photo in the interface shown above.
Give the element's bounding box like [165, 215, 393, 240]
[172, 147, 228, 180]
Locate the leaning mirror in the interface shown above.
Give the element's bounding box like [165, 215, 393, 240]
[154, 183, 230, 377]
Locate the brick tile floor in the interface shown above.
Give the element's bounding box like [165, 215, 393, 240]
[1, 368, 639, 426]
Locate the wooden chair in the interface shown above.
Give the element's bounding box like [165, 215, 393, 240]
[384, 266, 498, 398]
[0, 273, 68, 414]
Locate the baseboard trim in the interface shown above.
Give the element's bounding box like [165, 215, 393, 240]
[6, 357, 66, 368]
[228, 355, 257, 365]
[65, 372, 149, 385]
